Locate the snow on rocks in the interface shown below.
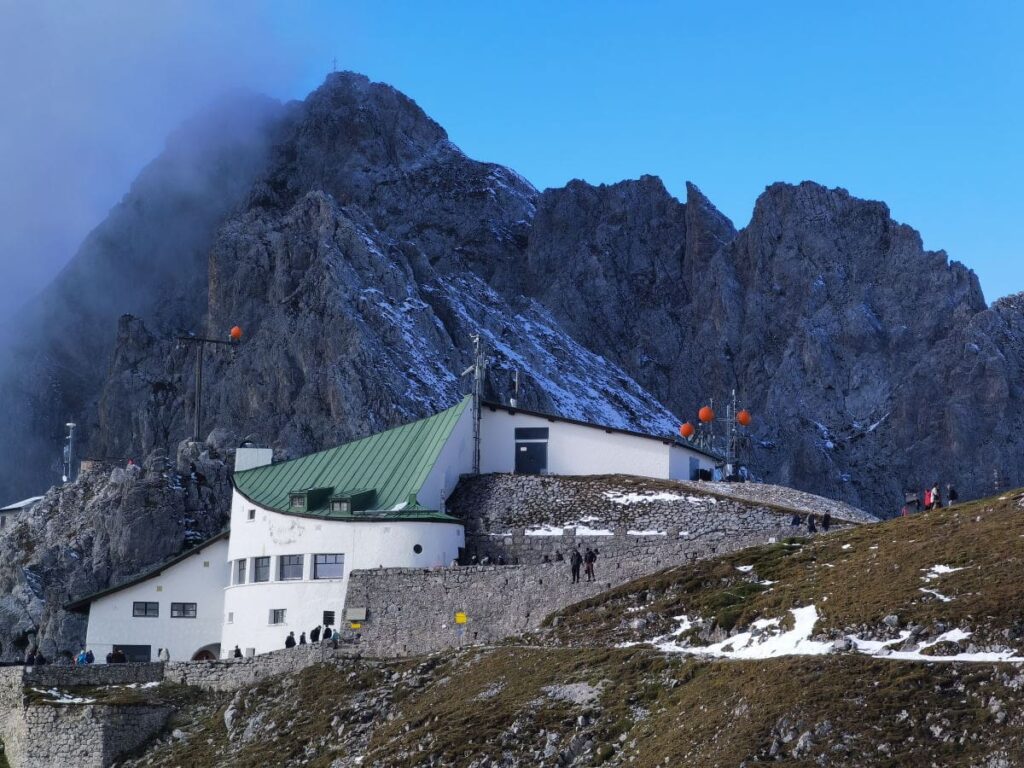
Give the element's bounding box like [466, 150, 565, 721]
[644, 606, 1024, 664]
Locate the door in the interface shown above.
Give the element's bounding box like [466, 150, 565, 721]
[689, 457, 700, 481]
[114, 644, 152, 663]
[515, 442, 548, 474]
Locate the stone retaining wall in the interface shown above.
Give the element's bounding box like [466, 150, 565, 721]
[164, 643, 358, 692]
[450, 474, 854, 566]
[10, 703, 171, 768]
[21, 662, 164, 690]
[348, 526, 790, 657]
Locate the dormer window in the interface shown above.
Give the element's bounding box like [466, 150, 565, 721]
[289, 494, 305, 511]
[330, 499, 351, 514]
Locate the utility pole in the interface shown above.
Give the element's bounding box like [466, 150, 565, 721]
[177, 326, 243, 441]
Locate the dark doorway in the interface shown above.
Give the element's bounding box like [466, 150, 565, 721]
[689, 457, 700, 481]
[515, 442, 548, 474]
[114, 644, 151, 663]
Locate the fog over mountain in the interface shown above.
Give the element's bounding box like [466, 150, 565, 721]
[1, 71, 1022, 520]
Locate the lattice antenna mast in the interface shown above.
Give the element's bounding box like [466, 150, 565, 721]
[461, 333, 488, 474]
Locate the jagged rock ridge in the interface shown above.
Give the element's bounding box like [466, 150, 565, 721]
[1, 70, 1021, 520]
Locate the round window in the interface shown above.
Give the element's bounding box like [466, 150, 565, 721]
[413, 544, 423, 554]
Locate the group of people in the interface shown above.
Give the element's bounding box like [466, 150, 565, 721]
[903, 483, 958, 515]
[790, 512, 832, 534]
[569, 545, 598, 583]
[24, 649, 48, 665]
[284, 624, 342, 650]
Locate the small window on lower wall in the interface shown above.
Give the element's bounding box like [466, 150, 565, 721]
[269, 609, 286, 625]
[133, 602, 159, 618]
[323, 610, 335, 627]
[171, 602, 197, 618]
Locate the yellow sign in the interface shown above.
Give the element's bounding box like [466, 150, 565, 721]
[350, 622, 362, 629]
[454, 612, 467, 625]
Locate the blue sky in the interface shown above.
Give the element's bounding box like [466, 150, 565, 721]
[1, 1, 1021, 308]
[271, 1, 1023, 301]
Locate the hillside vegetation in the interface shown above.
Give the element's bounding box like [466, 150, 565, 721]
[121, 491, 1024, 767]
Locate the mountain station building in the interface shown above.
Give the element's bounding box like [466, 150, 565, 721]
[68, 396, 717, 659]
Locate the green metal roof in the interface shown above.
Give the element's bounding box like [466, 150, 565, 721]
[233, 397, 470, 520]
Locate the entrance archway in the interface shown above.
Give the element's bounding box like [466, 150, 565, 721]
[191, 643, 220, 661]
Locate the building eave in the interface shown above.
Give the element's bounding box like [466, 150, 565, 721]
[64, 529, 231, 612]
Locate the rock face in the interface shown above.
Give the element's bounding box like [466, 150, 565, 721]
[0, 436, 231, 660]
[0, 69, 1022, 522]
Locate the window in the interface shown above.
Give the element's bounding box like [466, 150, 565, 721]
[1, 515, 5, 528]
[514, 427, 549, 440]
[323, 610, 335, 627]
[236, 559, 247, 584]
[133, 602, 159, 618]
[227, 612, 234, 624]
[170, 602, 197, 618]
[279, 554, 303, 580]
[289, 494, 305, 511]
[269, 608, 286, 625]
[313, 554, 344, 579]
[330, 499, 350, 514]
[413, 544, 423, 554]
[253, 556, 270, 582]
[247, 509, 256, 521]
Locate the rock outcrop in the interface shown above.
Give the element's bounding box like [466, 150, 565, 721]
[0, 436, 231, 660]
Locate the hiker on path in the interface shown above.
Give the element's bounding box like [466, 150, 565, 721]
[923, 487, 933, 510]
[285, 631, 296, 649]
[158, 648, 170, 663]
[25, 651, 35, 666]
[310, 625, 321, 643]
[75, 648, 88, 665]
[554, 550, 564, 562]
[331, 629, 341, 649]
[932, 483, 941, 509]
[233, 646, 243, 659]
[947, 485, 959, 507]
[570, 547, 583, 584]
[299, 632, 307, 645]
[807, 516, 817, 534]
[105, 651, 113, 664]
[584, 548, 597, 582]
[34, 652, 46, 666]
[822, 512, 831, 532]
[790, 513, 801, 527]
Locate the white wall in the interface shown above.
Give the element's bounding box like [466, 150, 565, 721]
[222, 493, 464, 656]
[478, 408, 668, 478]
[418, 402, 475, 512]
[83, 538, 229, 663]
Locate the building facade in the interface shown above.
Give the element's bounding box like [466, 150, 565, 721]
[0, 496, 43, 530]
[67, 534, 229, 662]
[70, 395, 721, 659]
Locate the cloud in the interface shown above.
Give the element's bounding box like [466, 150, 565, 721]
[0, 0, 309, 318]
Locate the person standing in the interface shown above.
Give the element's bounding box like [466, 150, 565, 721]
[299, 632, 307, 645]
[931, 483, 941, 510]
[923, 486, 933, 511]
[807, 516, 817, 534]
[570, 547, 583, 584]
[310, 625, 321, 643]
[822, 512, 831, 532]
[584, 548, 597, 582]
[285, 631, 296, 649]
[158, 647, 170, 663]
[947, 485, 959, 507]
[233, 645, 243, 659]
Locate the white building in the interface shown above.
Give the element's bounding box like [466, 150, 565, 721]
[70, 395, 718, 658]
[0, 496, 43, 531]
[66, 532, 229, 662]
[477, 401, 718, 480]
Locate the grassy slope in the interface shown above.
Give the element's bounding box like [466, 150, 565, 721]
[545, 489, 1024, 646]
[125, 491, 1024, 767]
